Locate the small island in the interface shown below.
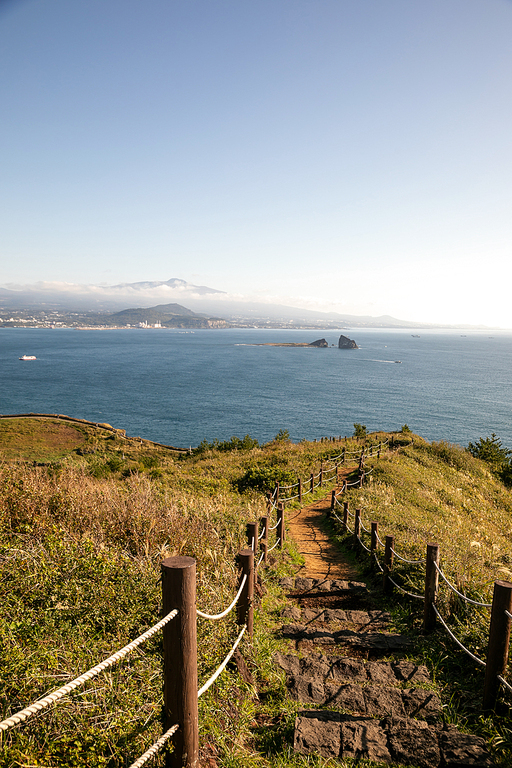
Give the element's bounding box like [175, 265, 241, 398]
[338, 334, 358, 349]
[255, 338, 329, 347]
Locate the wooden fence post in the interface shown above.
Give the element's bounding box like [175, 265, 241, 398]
[266, 491, 272, 515]
[319, 464, 323, 487]
[370, 522, 378, 568]
[260, 514, 268, 564]
[354, 508, 361, 546]
[343, 501, 349, 531]
[298, 477, 302, 503]
[310, 472, 314, 493]
[161, 556, 199, 768]
[330, 489, 336, 514]
[359, 471, 364, 488]
[483, 580, 512, 710]
[277, 502, 285, 549]
[383, 535, 394, 593]
[237, 549, 254, 640]
[342, 447, 346, 464]
[246, 521, 258, 553]
[423, 544, 440, 632]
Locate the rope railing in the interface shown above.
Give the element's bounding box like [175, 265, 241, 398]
[196, 574, 247, 620]
[386, 573, 424, 600]
[390, 547, 426, 566]
[432, 605, 487, 668]
[127, 724, 180, 768]
[197, 625, 247, 698]
[0, 609, 179, 733]
[434, 562, 492, 608]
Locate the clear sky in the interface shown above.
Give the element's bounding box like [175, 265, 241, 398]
[1, 0, 511, 326]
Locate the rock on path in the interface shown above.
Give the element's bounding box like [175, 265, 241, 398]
[275, 576, 494, 767]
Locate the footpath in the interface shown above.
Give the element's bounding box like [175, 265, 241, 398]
[273, 490, 494, 767]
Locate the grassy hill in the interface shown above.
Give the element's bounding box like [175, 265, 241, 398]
[1, 419, 512, 766]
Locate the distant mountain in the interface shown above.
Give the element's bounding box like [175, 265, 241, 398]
[108, 302, 226, 328]
[0, 278, 492, 329]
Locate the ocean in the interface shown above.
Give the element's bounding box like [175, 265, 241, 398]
[1, 327, 511, 449]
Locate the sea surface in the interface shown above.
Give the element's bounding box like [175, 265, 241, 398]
[1, 327, 511, 449]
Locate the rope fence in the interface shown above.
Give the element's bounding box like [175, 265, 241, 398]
[328, 495, 512, 712]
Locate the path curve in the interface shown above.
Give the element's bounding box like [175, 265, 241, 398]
[286, 476, 359, 581]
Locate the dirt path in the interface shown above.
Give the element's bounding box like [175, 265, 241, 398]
[286, 479, 359, 581]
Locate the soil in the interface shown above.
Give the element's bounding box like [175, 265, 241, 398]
[286, 475, 360, 581]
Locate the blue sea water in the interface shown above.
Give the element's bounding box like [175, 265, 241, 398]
[1, 327, 511, 449]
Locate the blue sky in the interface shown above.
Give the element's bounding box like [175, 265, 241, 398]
[1, 0, 512, 325]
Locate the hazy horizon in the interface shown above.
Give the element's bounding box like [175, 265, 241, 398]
[1, 1, 512, 327]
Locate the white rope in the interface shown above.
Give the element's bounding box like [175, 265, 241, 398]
[196, 575, 247, 620]
[257, 550, 265, 566]
[250, 537, 255, 552]
[279, 480, 299, 490]
[269, 519, 280, 530]
[375, 531, 385, 547]
[0, 610, 179, 732]
[267, 538, 280, 553]
[432, 605, 486, 667]
[197, 625, 247, 698]
[434, 563, 492, 608]
[258, 528, 265, 540]
[505, 610, 512, 620]
[387, 574, 424, 600]
[127, 723, 179, 768]
[390, 547, 426, 566]
[498, 675, 512, 694]
[373, 553, 384, 573]
[356, 535, 371, 554]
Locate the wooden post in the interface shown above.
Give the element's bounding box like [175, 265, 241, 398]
[266, 491, 272, 515]
[237, 549, 254, 640]
[370, 522, 378, 567]
[354, 508, 361, 546]
[342, 447, 346, 463]
[343, 501, 349, 531]
[310, 472, 314, 493]
[423, 544, 440, 632]
[161, 556, 199, 768]
[246, 521, 258, 552]
[298, 477, 302, 503]
[277, 502, 285, 549]
[319, 464, 323, 487]
[483, 580, 512, 710]
[330, 489, 336, 513]
[359, 471, 364, 488]
[359, 448, 365, 470]
[383, 535, 394, 593]
[260, 514, 268, 564]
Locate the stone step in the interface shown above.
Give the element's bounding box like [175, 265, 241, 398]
[294, 711, 493, 767]
[280, 622, 412, 651]
[279, 576, 368, 594]
[281, 605, 391, 627]
[275, 652, 431, 686]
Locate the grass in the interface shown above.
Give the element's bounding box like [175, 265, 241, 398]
[1, 420, 512, 765]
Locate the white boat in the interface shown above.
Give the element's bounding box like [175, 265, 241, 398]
[19, 355, 37, 360]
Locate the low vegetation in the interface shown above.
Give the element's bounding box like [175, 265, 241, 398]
[1, 417, 512, 766]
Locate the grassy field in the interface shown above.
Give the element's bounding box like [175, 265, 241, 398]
[1, 418, 512, 766]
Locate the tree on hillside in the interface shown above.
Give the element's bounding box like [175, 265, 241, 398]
[468, 433, 512, 486]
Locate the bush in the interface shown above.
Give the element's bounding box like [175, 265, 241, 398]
[236, 464, 297, 494]
[353, 423, 367, 438]
[194, 434, 259, 455]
